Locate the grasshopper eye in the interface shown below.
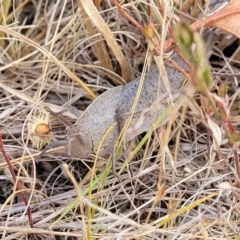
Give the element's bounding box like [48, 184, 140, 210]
[66, 126, 92, 158]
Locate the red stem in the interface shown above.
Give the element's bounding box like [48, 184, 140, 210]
[0, 133, 33, 228]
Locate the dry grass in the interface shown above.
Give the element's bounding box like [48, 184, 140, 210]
[0, 0, 240, 239]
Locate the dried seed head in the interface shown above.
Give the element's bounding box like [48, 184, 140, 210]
[28, 108, 54, 150]
[35, 123, 51, 135]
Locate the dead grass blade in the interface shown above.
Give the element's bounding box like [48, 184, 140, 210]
[0, 25, 96, 99]
[80, 0, 131, 82]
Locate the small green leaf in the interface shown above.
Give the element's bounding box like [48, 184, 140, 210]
[218, 82, 229, 97]
[174, 22, 195, 63]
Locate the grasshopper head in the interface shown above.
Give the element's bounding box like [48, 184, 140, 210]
[66, 125, 92, 158]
